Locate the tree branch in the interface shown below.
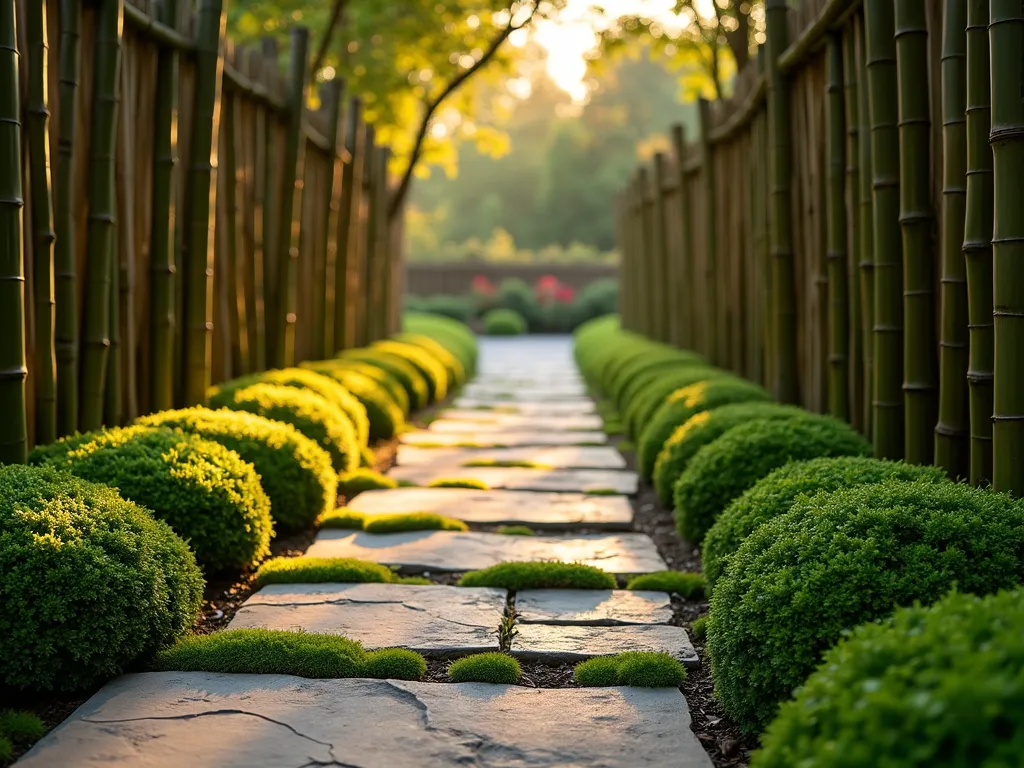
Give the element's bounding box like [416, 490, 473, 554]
[310, 0, 349, 82]
[388, 1, 540, 219]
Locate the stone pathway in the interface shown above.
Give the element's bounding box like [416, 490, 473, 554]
[19, 336, 709, 767]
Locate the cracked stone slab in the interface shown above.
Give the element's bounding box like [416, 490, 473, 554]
[348, 488, 633, 529]
[228, 583, 505, 657]
[305, 530, 667, 575]
[454, 397, 597, 415]
[515, 590, 673, 626]
[512, 624, 699, 668]
[400, 429, 607, 448]
[397, 445, 626, 470]
[15, 672, 713, 768]
[428, 414, 603, 432]
[387, 465, 637, 495]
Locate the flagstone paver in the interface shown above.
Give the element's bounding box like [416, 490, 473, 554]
[515, 589, 674, 625]
[16, 672, 713, 768]
[427, 414, 603, 432]
[228, 583, 506, 656]
[388, 464, 637, 495]
[396, 444, 627, 469]
[512, 624, 699, 668]
[348, 487, 633, 529]
[305, 530, 667, 575]
[401, 429, 607, 447]
[453, 397, 597, 414]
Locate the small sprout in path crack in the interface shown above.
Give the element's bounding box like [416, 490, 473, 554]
[497, 606, 520, 652]
[574, 652, 687, 688]
[428, 477, 491, 490]
[626, 571, 706, 599]
[449, 653, 522, 684]
[497, 525, 536, 536]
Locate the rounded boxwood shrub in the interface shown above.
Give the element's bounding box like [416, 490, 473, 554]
[707, 481, 1024, 733]
[448, 653, 522, 684]
[625, 367, 730, 439]
[637, 378, 771, 479]
[0, 464, 203, 692]
[673, 414, 872, 543]
[342, 350, 430, 411]
[483, 308, 528, 336]
[208, 382, 359, 473]
[653, 403, 807, 506]
[373, 340, 450, 402]
[574, 652, 686, 688]
[338, 468, 397, 498]
[305, 365, 405, 441]
[137, 407, 337, 532]
[335, 360, 411, 414]
[703, 457, 948, 590]
[394, 332, 467, 389]
[31, 426, 273, 572]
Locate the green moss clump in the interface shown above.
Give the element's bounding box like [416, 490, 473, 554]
[626, 571, 705, 599]
[483, 308, 528, 335]
[463, 459, 549, 469]
[317, 509, 366, 529]
[428, 477, 490, 490]
[584, 487, 619, 496]
[448, 653, 522, 684]
[153, 629, 424, 679]
[360, 648, 428, 680]
[458, 562, 616, 590]
[338, 468, 398, 498]
[574, 652, 686, 688]
[703, 457, 948, 590]
[362, 512, 468, 534]
[708, 481, 1024, 734]
[690, 616, 708, 641]
[497, 525, 535, 536]
[754, 589, 1024, 767]
[0, 465, 203, 692]
[674, 415, 872, 544]
[30, 425, 273, 572]
[137, 406, 337, 532]
[254, 556, 399, 586]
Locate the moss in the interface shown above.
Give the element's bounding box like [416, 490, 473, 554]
[0, 711, 45, 745]
[317, 509, 366, 529]
[463, 459, 551, 469]
[497, 525, 535, 536]
[428, 477, 490, 490]
[584, 487, 619, 496]
[448, 653, 523, 684]
[626, 571, 705, 599]
[254, 557, 399, 587]
[574, 652, 686, 688]
[690, 616, 708, 641]
[338, 468, 398, 498]
[459, 562, 616, 590]
[618, 440, 635, 451]
[362, 512, 468, 534]
[153, 629, 425, 679]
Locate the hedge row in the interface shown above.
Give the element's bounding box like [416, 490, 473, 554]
[574, 315, 1024, 762]
[3, 315, 475, 695]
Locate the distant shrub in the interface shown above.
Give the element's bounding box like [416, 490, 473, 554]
[484, 308, 528, 336]
[254, 556, 401, 587]
[362, 512, 468, 534]
[626, 571, 705, 599]
[342, 349, 431, 410]
[393, 331, 468, 388]
[448, 653, 522, 684]
[673, 415, 872, 544]
[372, 340, 450, 402]
[0, 465, 203, 692]
[574, 652, 686, 688]
[303, 366, 405, 441]
[338, 468, 397, 498]
[428, 477, 490, 490]
[458, 561, 616, 590]
[708, 481, 1024, 733]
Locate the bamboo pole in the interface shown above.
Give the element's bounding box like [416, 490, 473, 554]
[843, 24, 862, 431]
[103, 228, 121, 426]
[26, 0, 56, 445]
[825, 33, 849, 421]
[989, 0, 1024, 495]
[363, 141, 385, 344]
[221, 86, 248, 374]
[765, 0, 798, 403]
[377, 148, 393, 342]
[635, 166, 652, 340]
[935, 0, 969, 478]
[650, 151, 670, 344]
[697, 98, 718, 364]
[964, 0, 993, 485]
[856, 16, 874, 439]
[333, 97, 362, 352]
[79, 0, 123, 431]
[894, 0, 936, 464]
[865, 0, 904, 459]
[671, 124, 693, 351]
[0, 0, 27, 462]
[269, 26, 309, 368]
[316, 79, 343, 359]
[248, 48, 268, 371]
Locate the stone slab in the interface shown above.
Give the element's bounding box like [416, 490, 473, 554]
[458, 388, 590, 402]
[454, 397, 597, 415]
[16, 672, 713, 768]
[387, 465, 637, 495]
[397, 445, 626, 470]
[400, 429, 607, 448]
[228, 583, 505, 656]
[305, 530, 667, 575]
[512, 624, 699, 668]
[348, 487, 633, 529]
[428, 414, 603, 432]
[515, 589, 673, 626]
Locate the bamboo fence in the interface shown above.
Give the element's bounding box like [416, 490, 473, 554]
[617, 0, 1024, 494]
[3, 0, 404, 461]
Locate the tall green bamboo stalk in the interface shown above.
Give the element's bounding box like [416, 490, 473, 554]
[333, 97, 362, 352]
[79, 0, 123, 431]
[314, 80, 342, 359]
[221, 90, 248, 375]
[149, 0, 180, 412]
[765, 0, 798, 403]
[856, 17, 875, 439]
[842, 25, 862, 431]
[825, 33, 849, 422]
[103, 243, 121, 426]
[698, 98, 718, 364]
[964, 0, 993, 486]
[0, 0, 27, 463]
[649, 152, 669, 344]
[373, 147, 392, 342]
[894, 0, 936, 464]
[935, 0, 969, 478]
[989, 1, 1024, 495]
[865, 0, 904, 459]
[671, 123, 694, 352]
[250, 48, 270, 372]
[26, 0, 56, 445]
[269, 26, 309, 368]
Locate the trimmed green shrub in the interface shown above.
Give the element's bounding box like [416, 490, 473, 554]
[30, 426, 273, 571]
[674, 415, 872, 543]
[626, 571, 705, 599]
[137, 406, 337, 532]
[254, 556, 401, 586]
[458, 562, 616, 590]
[0, 465, 203, 692]
[304, 366, 405, 441]
[690, 616, 707, 641]
[152, 629, 425, 680]
[707, 481, 1024, 733]
[625, 367, 730, 439]
[637, 378, 772, 479]
[574, 652, 686, 688]
[448, 653, 522, 684]
[497, 525, 535, 536]
[428, 477, 490, 490]
[393, 331, 467, 389]
[372, 340, 450, 402]
[360, 446, 377, 467]
[318, 509, 366, 529]
[754, 589, 1024, 767]
[208, 383, 359, 473]
[342, 349, 430, 410]
[401, 314, 478, 378]
[362, 512, 468, 534]
[338, 468, 397, 497]
[483, 308, 528, 336]
[653, 403, 807, 505]
[703, 457, 948, 590]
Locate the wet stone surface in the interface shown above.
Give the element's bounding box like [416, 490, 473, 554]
[396, 444, 627, 469]
[386, 465, 637, 495]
